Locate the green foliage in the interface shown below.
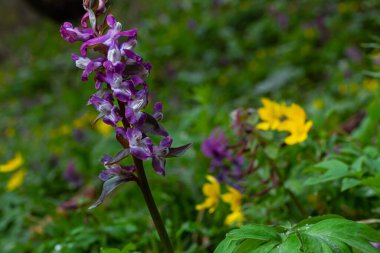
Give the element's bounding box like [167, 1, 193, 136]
[215, 216, 380, 253]
[1, 0, 380, 252]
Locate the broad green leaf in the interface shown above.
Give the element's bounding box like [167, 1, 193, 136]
[305, 160, 349, 185]
[361, 174, 380, 189]
[274, 234, 302, 253]
[215, 217, 380, 253]
[227, 224, 281, 242]
[304, 160, 348, 173]
[293, 215, 343, 230]
[341, 178, 361, 192]
[305, 218, 380, 253]
[235, 239, 265, 253]
[253, 241, 279, 253]
[214, 237, 238, 253]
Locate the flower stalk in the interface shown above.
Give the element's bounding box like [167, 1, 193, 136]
[134, 157, 174, 253]
[60, 0, 190, 251]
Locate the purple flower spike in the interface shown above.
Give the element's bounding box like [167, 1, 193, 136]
[125, 127, 153, 160]
[61, 1, 191, 186]
[202, 129, 231, 162]
[60, 22, 95, 43]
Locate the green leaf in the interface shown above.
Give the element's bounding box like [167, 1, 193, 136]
[226, 224, 281, 242]
[361, 174, 380, 188]
[214, 237, 238, 253]
[264, 145, 279, 160]
[101, 249, 121, 253]
[304, 160, 349, 185]
[304, 218, 380, 253]
[293, 215, 343, 230]
[235, 239, 265, 253]
[121, 243, 137, 253]
[274, 234, 302, 253]
[214, 216, 380, 253]
[253, 241, 279, 253]
[341, 178, 361, 191]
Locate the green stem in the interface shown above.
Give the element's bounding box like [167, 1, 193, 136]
[133, 156, 174, 253]
[117, 99, 173, 252]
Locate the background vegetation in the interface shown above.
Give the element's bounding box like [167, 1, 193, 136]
[1, 0, 380, 252]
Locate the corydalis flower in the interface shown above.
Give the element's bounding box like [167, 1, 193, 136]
[89, 93, 121, 127]
[202, 129, 245, 185]
[61, 0, 191, 210]
[202, 129, 230, 162]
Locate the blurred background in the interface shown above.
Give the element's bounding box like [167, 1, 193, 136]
[1, 0, 380, 252]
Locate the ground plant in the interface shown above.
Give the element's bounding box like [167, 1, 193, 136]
[2, 0, 380, 252]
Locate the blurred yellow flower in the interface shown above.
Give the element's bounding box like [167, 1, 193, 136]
[6, 170, 26, 192]
[0, 153, 23, 173]
[283, 120, 313, 145]
[257, 98, 312, 145]
[224, 210, 244, 226]
[196, 175, 220, 213]
[94, 121, 113, 136]
[222, 186, 244, 226]
[222, 186, 242, 212]
[256, 98, 287, 131]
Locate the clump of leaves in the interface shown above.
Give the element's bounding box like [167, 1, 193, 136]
[215, 215, 380, 253]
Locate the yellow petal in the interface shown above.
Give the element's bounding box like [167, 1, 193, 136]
[0, 153, 23, 173]
[6, 169, 26, 191]
[196, 175, 220, 213]
[222, 186, 242, 212]
[224, 210, 244, 226]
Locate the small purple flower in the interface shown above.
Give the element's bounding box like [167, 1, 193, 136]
[152, 136, 173, 175]
[64, 161, 83, 188]
[60, 22, 95, 43]
[72, 54, 104, 81]
[99, 155, 136, 181]
[80, 15, 137, 56]
[89, 93, 122, 126]
[125, 127, 153, 160]
[202, 129, 231, 162]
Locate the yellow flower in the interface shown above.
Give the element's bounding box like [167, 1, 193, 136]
[196, 175, 220, 213]
[256, 98, 287, 131]
[275, 103, 313, 145]
[222, 186, 244, 226]
[0, 153, 23, 173]
[222, 186, 243, 212]
[6, 169, 26, 191]
[284, 120, 313, 145]
[224, 210, 244, 226]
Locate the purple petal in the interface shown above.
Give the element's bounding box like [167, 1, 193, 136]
[152, 156, 166, 176]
